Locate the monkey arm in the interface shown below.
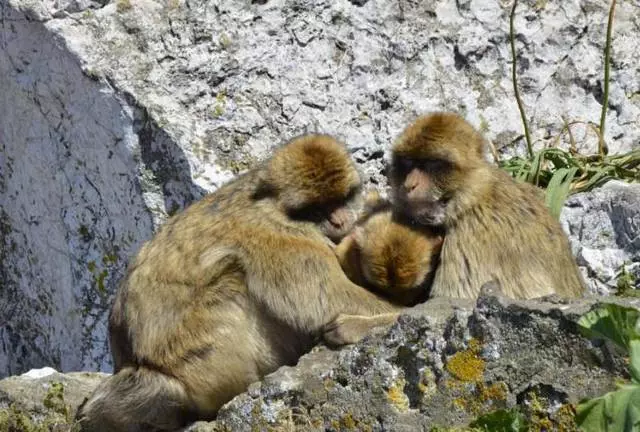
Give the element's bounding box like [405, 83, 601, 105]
[323, 313, 401, 346]
[242, 240, 399, 335]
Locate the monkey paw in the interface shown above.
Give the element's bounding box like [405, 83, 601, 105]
[323, 315, 368, 347]
[324, 314, 392, 347]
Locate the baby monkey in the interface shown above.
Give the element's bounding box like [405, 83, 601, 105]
[324, 191, 443, 347]
[335, 190, 443, 306]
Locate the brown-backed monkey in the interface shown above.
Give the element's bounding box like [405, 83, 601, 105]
[389, 112, 585, 300]
[335, 190, 443, 306]
[324, 112, 587, 347]
[76, 135, 399, 431]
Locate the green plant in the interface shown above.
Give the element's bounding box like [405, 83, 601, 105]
[503, 0, 637, 217]
[615, 265, 639, 298]
[598, 0, 617, 157]
[509, 0, 533, 158]
[469, 408, 528, 431]
[575, 304, 640, 430]
[499, 148, 640, 218]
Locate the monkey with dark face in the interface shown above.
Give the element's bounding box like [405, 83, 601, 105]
[335, 190, 443, 306]
[324, 113, 585, 347]
[76, 135, 399, 431]
[389, 112, 584, 300]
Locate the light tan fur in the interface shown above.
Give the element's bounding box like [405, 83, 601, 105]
[335, 191, 443, 306]
[76, 135, 399, 431]
[324, 190, 443, 347]
[390, 112, 585, 300]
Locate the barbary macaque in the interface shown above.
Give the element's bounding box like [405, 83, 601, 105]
[335, 190, 443, 306]
[389, 112, 584, 300]
[76, 135, 399, 431]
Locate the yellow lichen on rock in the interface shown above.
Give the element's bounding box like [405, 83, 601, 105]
[445, 339, 485, 382]
[386, 378, 410, 413]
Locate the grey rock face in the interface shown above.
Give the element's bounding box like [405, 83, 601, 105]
[0, 295, 635, 430]
[561, 181, 640, 296]
[201, 295, 634, 431]
[0, 367, 106, 418]
[1, 0, 638, 377]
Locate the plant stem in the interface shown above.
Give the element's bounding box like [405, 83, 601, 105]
[510, 0, 533, 158]
[599, 0, 616, 158]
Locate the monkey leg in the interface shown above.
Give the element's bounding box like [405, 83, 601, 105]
[76, 366, 194, 432]
[323, 313, 400, 346]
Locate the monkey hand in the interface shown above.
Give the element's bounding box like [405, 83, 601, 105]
[323, 313, 400, 347]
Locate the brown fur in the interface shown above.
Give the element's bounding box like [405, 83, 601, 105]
[76, 135, 399, 431]
[335, 191, 443, 306]
[390, 112, 585, 300]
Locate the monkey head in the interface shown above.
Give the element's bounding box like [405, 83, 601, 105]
[261, 134, 363, 243]
[336, 191, 443, 306]
[390, 112, 487, 226]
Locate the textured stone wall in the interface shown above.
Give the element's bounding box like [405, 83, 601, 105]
[0, 0, 638, 376]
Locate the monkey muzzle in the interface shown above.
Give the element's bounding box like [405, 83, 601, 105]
[323, 207, 357, 243]
[406, 198, 447, 227]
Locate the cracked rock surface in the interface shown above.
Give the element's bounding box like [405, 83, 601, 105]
[561, 181, 640, 296]
[0, 294, 637, 430]
[1, 0, 639, 377]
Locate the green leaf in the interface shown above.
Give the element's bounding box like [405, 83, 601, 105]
[577, 304, 640, 351]
[544, 166, 578, 218]
[469, 409, 528, 432]
[526, 151, 543, 184]
[630, 340, 640, 384]
[576, 384, 640, 432]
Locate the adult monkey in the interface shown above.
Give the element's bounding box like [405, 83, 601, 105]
[390, 111, 584, 300]
[76, 135, 399, 431]
[324, 112, 584, 346]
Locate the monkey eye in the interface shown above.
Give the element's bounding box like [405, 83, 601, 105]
[421, 159, 451, 172]
[394, 157, 414, 172]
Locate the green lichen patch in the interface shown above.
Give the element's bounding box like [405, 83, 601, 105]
[42, 382, 70, 420]
[0, 402, 79, 432]
[327, 412, 373, 432]
[520, 391, 577, 432]
[615, 264, 639, 297]
[116, 0, 132, 13]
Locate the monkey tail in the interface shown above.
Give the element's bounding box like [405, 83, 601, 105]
[76, 366, 194, 432]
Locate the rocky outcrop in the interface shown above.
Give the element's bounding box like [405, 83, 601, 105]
[1, 293, 637, 430]
[561, 181, 640, 296]
[1, 0, 639, 377]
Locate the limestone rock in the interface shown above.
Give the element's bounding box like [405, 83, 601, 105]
[1, 0, 639, 377]
[1, 295, 636, 430]
[561, 181, 640, 296]
[0, 367, 106, 430]
[199, 295, 635, 431]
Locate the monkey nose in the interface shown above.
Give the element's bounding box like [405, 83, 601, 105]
[329, 217, 344, 229]
[404, 183, 417, 194]
[329, 212, 346, 229]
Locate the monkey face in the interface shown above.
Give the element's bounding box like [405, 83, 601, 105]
[266, 134, 364, 243]
[390, 112, 488, 227]
[294, 191, 363, 244]
[390, 156, 450, 226]
[319, 204, 359, 243]
[283, 185, 363, 244]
